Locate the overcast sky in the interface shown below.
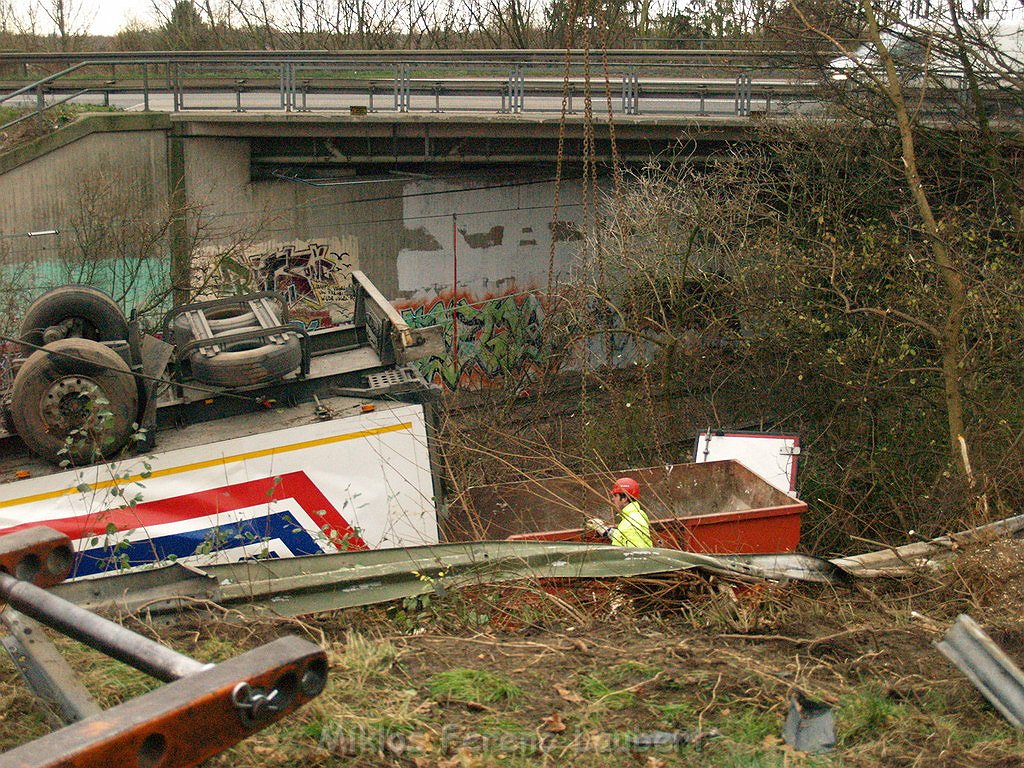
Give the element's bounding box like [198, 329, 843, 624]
[88, 3, 158, 36]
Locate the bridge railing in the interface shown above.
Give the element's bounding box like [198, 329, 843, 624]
[0, 49, 827, 120]
[0, 50, 1004, 122]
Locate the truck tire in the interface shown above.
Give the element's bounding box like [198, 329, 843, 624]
[19, 286, 129, 351]
[190, 334, 302, 387]
[10, 338, 139, 465]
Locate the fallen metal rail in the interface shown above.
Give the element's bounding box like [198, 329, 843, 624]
[51, 540, 849, 620]
[830, 513, 1024, 577]
[937, 614, 1024, 728]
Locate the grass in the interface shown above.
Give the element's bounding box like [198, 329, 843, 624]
[717, 708, 780, 745]
[836, 684, 908, 746]
[3, 541, 1024, 767]
[578, 672, 638, 710]
[333, 629, 399, 686]
[426, 668, 523, 706]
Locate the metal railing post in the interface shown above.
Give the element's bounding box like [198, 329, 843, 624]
[506, 64, 524, 114]
[279, 63, 288, 111]
[172, 62, 180, 112]
[697, 84, 707, 115]
[622, 64, 639, 115]
[142, 62, 149, 112]
[394, 64, 410, 112]
[734, 73, 752, 117]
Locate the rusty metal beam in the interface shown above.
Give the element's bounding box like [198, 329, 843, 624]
[0, 636, 327, 768]
[0, 527, 74, 590]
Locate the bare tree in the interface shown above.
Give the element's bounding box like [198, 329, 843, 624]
[465, 0, 541, 47]
[39, 0, 94, 50]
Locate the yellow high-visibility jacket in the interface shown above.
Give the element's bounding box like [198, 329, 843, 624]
[609, 501, 652, 548]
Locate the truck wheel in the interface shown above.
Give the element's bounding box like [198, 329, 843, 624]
[20, 286, 129, 351]
[10, 338, 139, 465]
[190, 335, 302, 387]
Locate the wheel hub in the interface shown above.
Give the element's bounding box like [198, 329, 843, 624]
[40, 376, 106, 431]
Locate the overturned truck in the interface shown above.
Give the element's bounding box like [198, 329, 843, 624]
[1, 279, 806, 578]
[0, 275, 446, 576]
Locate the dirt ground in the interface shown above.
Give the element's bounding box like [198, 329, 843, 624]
[2, 537, 1023, 767]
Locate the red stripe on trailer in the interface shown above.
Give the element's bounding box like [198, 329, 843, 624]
[2, 471, 367, 551]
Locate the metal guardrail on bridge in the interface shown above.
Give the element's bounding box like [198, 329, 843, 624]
[0, 49, 1009, 123]
[0, 49, 820, 122]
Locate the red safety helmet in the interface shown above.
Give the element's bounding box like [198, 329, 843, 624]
[610, 477, 640, 500]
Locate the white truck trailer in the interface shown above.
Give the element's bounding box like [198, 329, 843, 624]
[0, 273, 445, 578]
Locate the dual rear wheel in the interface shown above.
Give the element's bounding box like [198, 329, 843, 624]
[8, 287, 138, 465]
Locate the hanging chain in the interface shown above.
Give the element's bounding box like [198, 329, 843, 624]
[594, 0, 623, 198]
[581, 3, 597, 241]
[547, 0, 580, 297]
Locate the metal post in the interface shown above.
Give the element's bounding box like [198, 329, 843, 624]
[1, 608, 101, 725]
[432, 81, 442, 113]
[507, 65, 524, 114]
[622, 65, 639, 115]
[288, 64, 295, 111]
[142, 63, 150, 112]
[172, 62, 181, 112]
[368, 82, 376, 113]
[735, 74, 752, 117]
[394, 64, 410, 113]
[0, 571, 208, 683]
[698, 84, 707, 116]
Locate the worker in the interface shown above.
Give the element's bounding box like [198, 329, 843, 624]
[586, 477, 652, 548]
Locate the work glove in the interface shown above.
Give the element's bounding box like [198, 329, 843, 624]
[586, 517, 610, 536]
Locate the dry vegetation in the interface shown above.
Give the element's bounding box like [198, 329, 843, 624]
[2, 536, 1024, 767]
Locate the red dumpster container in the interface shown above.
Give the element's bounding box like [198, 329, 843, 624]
[456, 460, 804, 554]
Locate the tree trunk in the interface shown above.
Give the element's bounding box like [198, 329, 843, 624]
[862, 0, 969, 471]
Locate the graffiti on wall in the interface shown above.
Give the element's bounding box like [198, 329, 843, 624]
[194, 238, 359, 329]
[397, 290, 546, 391]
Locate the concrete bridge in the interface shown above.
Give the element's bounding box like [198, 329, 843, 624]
[0, 108, 760, 304]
